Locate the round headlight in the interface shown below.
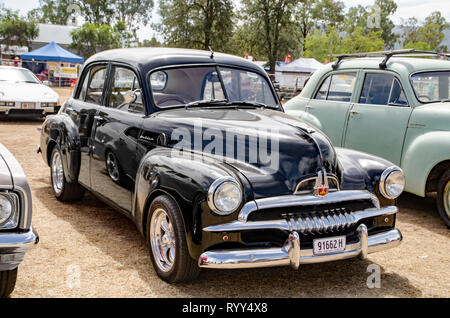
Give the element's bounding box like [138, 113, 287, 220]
[0, 194, 13, 224]
[380, 167, 405, 199]
[208, 177, 242, 215]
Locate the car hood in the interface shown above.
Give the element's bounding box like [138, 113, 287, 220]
[0, 82, 59, 102]
[411, 102, 450, 131]
[146, 108, 339, 198]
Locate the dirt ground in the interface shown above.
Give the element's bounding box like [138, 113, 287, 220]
[0, 118, 449, 298]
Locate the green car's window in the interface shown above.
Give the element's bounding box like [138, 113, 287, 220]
[360, 73, 408, 106]
[314, 73, 356, 102]
[411, 71, 450, 103]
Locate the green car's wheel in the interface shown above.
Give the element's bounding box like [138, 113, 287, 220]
[437, 169, 450, 228]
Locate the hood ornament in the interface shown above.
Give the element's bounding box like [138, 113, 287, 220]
[314, 169, 329, 197]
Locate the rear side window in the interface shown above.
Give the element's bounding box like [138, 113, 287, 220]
[85, 65, 107, 105]
[314, 73, 356, 102]
[360, 73, 408, 106]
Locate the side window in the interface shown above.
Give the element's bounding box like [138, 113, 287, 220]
[314, 73, 356, 102]
[359, 73, 408, 106]
[327, 73, 356, 102]
[77, 69, 90, 101]
[108, 66, 144, 113]
[315, 76, 331, 100]
[85, 65, 107, 105]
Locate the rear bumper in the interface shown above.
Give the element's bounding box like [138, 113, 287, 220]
[0, 227, 39, 271]
[198, 224, 402, 269]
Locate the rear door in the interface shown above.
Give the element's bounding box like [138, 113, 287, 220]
[64, 63, 108, 188]
[90, 64, 145, 213]
[343, 71, 412, 165]
[303, 72, 357, 146]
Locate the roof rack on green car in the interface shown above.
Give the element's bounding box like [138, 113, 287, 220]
[329, 49, 450, 70]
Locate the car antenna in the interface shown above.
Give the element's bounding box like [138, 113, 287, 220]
[208, 46, 214, 59]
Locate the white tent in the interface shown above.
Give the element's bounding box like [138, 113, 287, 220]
[275, 58, 323, 89]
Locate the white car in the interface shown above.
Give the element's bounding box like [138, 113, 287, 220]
[0, 66, 60, 117]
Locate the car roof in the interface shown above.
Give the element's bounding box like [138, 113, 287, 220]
[84, 47, 265, 74]
[328, 57, 450, 75]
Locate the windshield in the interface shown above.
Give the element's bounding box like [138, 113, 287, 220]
[411, 71, 450, 103]
[0, 68, 40, 84]
[149, 66, 278, 108]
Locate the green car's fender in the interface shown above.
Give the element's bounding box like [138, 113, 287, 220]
[401, 130, 450, 196]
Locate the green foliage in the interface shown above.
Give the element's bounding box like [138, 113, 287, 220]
[156, 0, 234, 51]
[304, 26, 384, 63]
[0, 8, 39, 49]
[69, 23, 133, 59]
[27, 0, 73, 25]
[400, 11, 450, 52]
[344, 0, 398, 49]
[141, 37, 162, 47]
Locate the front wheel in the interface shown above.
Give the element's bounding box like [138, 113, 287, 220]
[0, 268, 17, 298]
[147, 195, 200, 283]
[50, 145, 85, 201]
[437, 169, 450, 228]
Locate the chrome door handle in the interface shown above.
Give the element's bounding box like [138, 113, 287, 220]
[350, 110, 359, 115]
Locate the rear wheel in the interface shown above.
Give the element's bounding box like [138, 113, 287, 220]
[437, 169, 450, 228]
[50, 145, 85, 201]
[147, 195, 200, 283]
[0, 268, 17, 298]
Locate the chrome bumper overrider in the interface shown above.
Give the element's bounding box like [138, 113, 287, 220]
[0, 227, 38, 270]
[199, 224, 402, 269]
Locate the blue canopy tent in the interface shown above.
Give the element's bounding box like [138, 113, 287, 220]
[21, 41, 84, 63]
[21, 41, 83, 86]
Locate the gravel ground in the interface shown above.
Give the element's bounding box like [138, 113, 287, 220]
[0, 118, 449, 298]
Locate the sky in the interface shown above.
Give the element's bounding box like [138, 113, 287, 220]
[1, 0, 450, 41]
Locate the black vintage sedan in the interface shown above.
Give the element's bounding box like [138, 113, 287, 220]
[38, 48, 403, 283]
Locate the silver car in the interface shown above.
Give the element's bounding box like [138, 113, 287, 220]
[0, 142, 38, 297]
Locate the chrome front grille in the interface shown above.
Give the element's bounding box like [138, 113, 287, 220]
[283, 208, 358, 235]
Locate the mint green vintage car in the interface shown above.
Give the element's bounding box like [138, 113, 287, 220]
[284, 50, 450, 227]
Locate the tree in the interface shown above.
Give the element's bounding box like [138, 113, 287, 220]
[156, 0, 234, 52]
[27, 0, 73, 25]
[240, 0, 298, 73]
[69, 23, 128, 59]
[0, 9, 39, 49]
[294, 0, 344, 54]
[344, 0, 398, 49]
[303, 26, 384, 63]
[110, 0, 154, 35]
[400, 12, 450, 51]
[141, 36, 162, 47]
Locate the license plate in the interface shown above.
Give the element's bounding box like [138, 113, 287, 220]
[313, 236, 346, 255]
[22, 103, 35, 109]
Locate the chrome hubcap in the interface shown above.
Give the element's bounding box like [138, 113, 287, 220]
[444, 181, 450, 218]
[150, 208, 176, 272]
[106, 152, 119, 182]
[51, 151, 64, 195]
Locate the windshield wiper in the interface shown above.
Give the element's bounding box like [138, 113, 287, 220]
[226, 101, 270, 109]
[185, 99, 228, 109]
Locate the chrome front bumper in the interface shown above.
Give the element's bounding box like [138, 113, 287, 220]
[199, 224, 402, 269]
[0, 227, 38, 271]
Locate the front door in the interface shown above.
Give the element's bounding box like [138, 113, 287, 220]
[344, 72, 412, 166]
[304, 72, 357, 146]
[65, 63, 108, 187]
[90, 65, 145, 213]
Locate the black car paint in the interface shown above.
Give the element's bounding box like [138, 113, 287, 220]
[39, 48, 395, 260]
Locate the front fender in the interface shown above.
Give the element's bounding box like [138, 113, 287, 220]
[133, 148, 250, 260]
[401, 131, 450, 197]
[335, 147, 395, 196]
[40, 113, 80, 183]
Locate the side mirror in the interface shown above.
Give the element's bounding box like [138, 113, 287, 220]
[42, 80, 50, 86]
[123, 89, 140, 105]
